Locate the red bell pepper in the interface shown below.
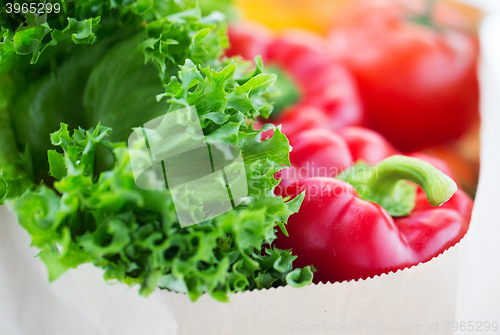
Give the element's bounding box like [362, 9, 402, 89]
[277, 127, 397, 188]
[271, 105, 332, 140]
[227, 23, 363, 130]
[337, 127, 399, 166]
[226, 21, 272, 63]
[274, 155, 472, 283]
[337, 128, 458, 181]
[328, 0, 479, 151]
[275, 125, 458, 188]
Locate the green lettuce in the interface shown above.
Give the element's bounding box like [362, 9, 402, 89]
[0, 0, 312, 301]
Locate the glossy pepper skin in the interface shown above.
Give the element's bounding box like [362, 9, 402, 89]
[271, 105, 332, 140]
[337, 127, 399, 166]
[328, 0, 479, 151]
[274, 157, 472, 284]
[278, 128, 353, 188]
[277, 126, 458, 188]
[277, 127, 398, 188]
[227, 22, 363, 130]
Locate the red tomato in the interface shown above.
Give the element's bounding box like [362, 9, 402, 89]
[329, 0, 479, 151]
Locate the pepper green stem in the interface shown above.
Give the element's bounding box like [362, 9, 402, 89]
[409, 0, 439, 28]
[368, 155, 457, 207]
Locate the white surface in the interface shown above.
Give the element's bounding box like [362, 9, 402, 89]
[455, 11, 500, 332]
[0, 208, 102, 335]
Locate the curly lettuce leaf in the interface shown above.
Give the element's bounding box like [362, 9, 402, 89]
[10, 122, 310, 301]
[1, 0, 312, 301]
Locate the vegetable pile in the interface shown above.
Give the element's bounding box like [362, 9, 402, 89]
[0, 0, 478, 300]
[0, 0, 314, 302]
